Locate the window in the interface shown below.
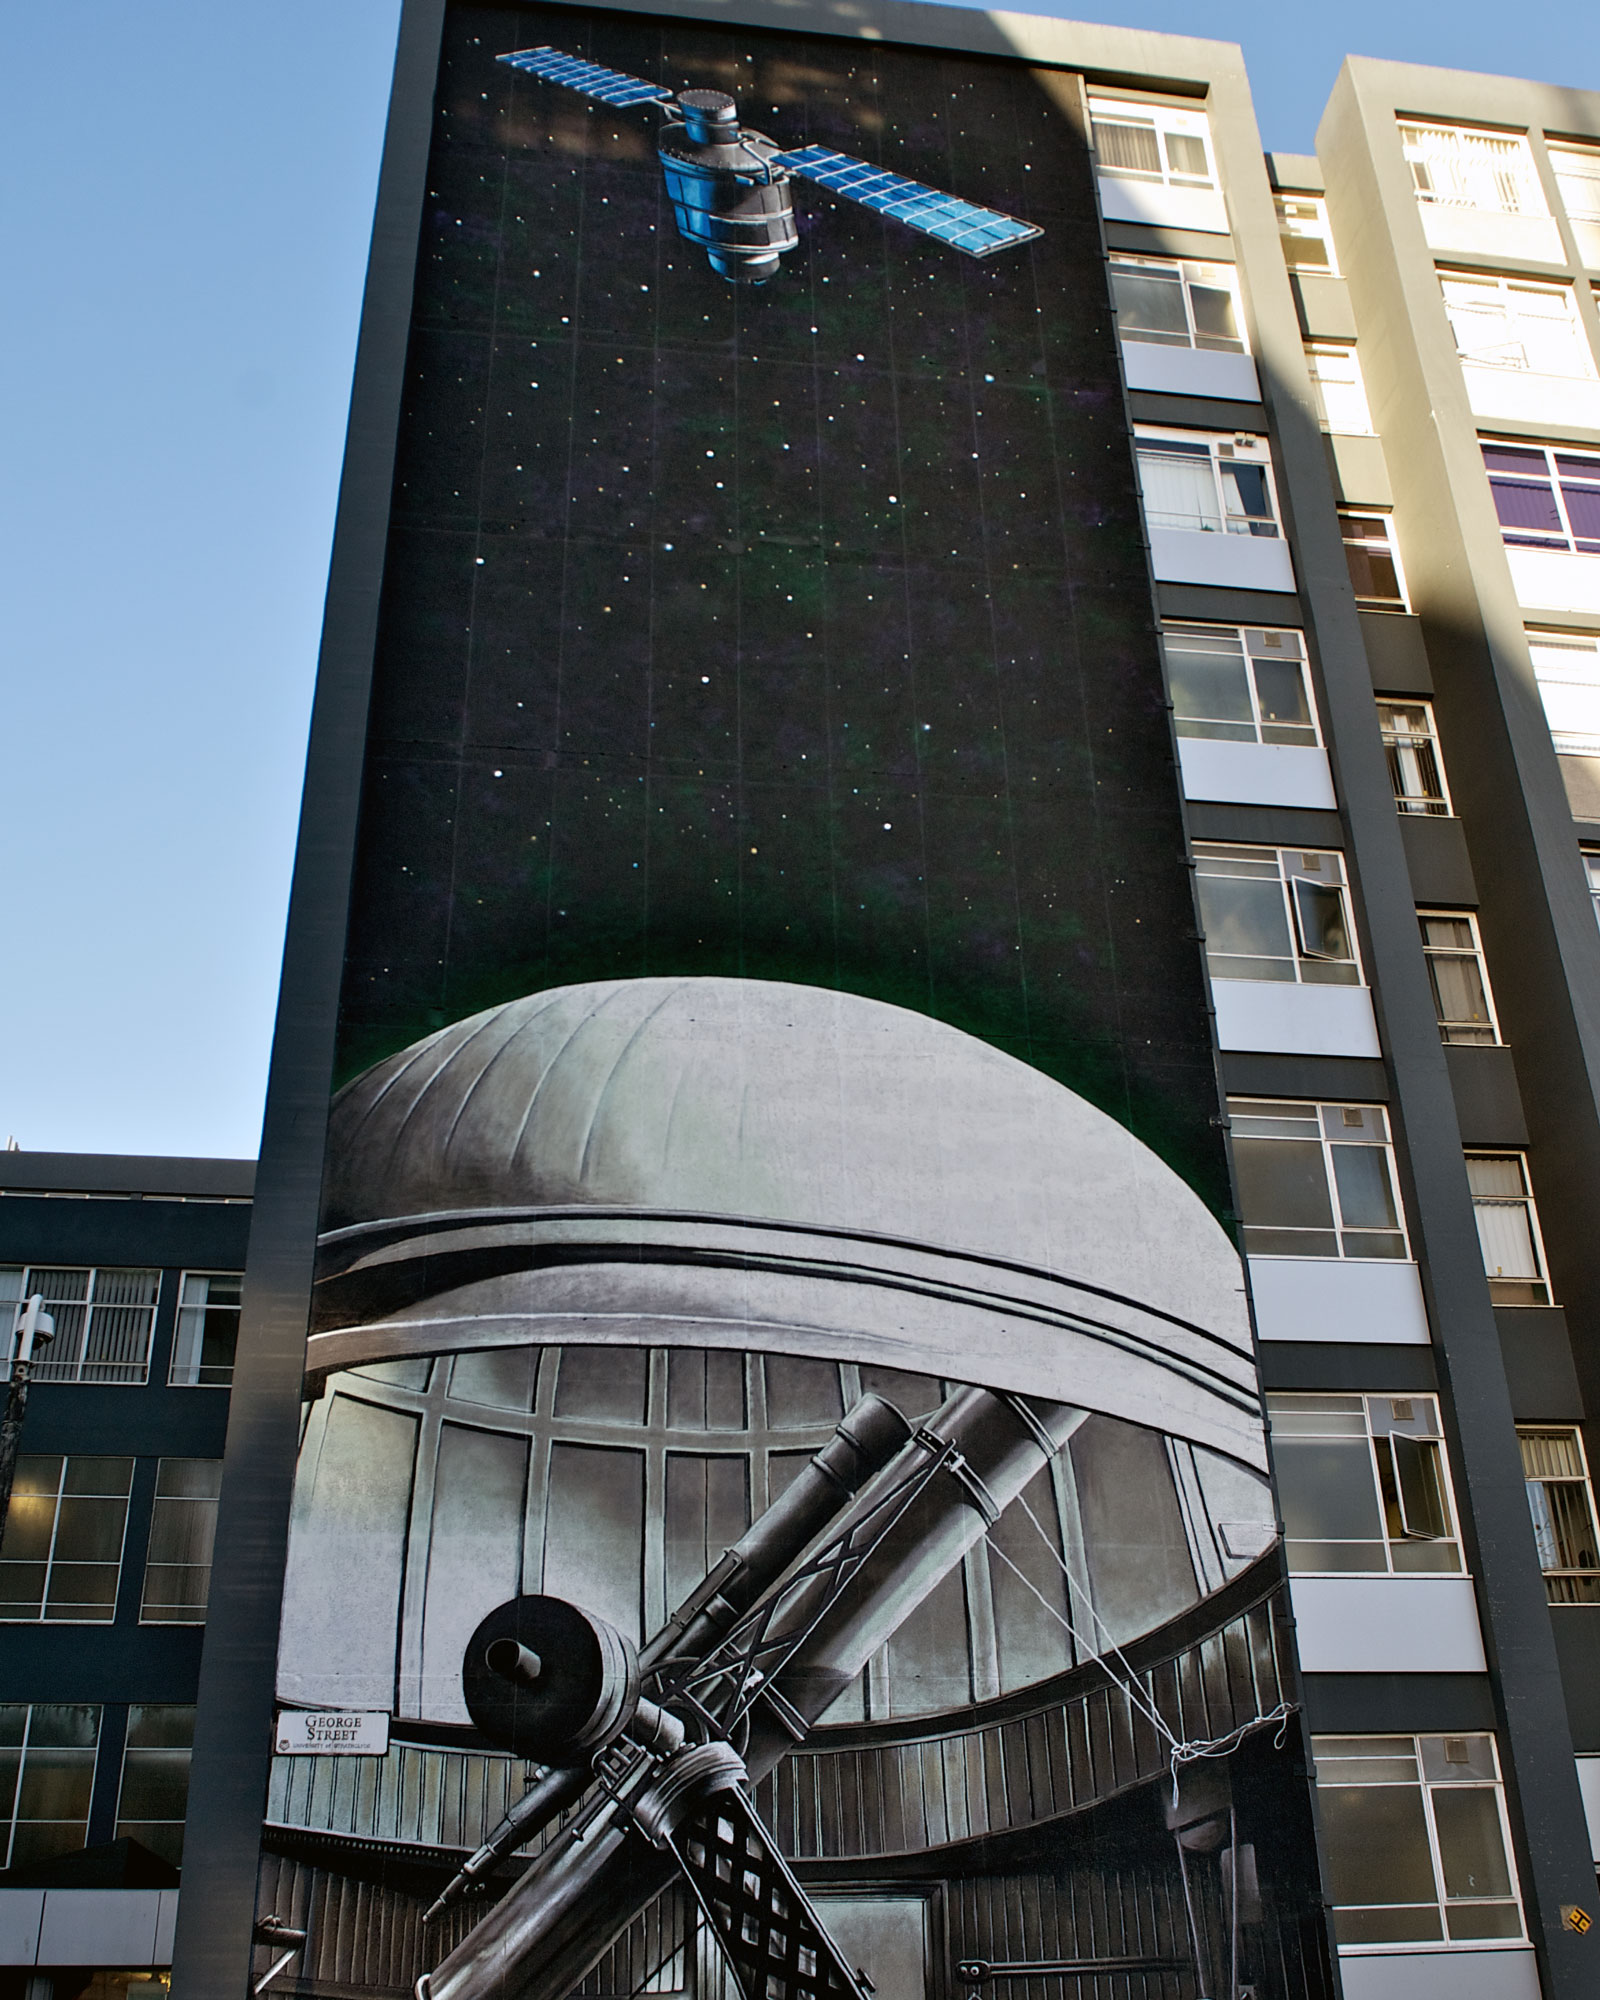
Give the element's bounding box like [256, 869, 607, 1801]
[1585, 851, 1600, 926]
[1313, 1733, 1524, 1946]
[1399, 121, 1547, 219]
[1162, 624, 1318, 745]
[1230, 1100, 1407, 1260]
[1549, 142, 1600, 227]
[1440, 273, 1597, 380]
[0, 1266, 159, 1385]
[1305, 344, 1374, 434]
[1482, 442, 1600, 556]
[1089, 97, 1215, 190]
[115, 1705, 194, 1869]
[1134, 431, 1281, 538]
[170, 1271, 242, 1387]
[1267, 1394, 1458, 1571]
[1465, 1153, 1551, 1305]
[1528, 632, 1600, 753]
[1109, 254, 1245, 352]
[0, 1704, 102, 1871]
[1339, 511, 1408, 609]
[1518, 1427, 1600, 1604]
[1418, 913, 1500, 1045]
[1378, 700, 1451, 815]
[1195, 845, 1360, 985]
[0, 1455, 133, 1622]
[141, 1460, 221, 1625]
[1276, 193, 1339, 274]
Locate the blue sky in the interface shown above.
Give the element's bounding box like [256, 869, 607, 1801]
[1, 0, 1592, 1160]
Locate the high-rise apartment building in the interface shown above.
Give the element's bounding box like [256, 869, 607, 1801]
[7, 7, 1600, 2000]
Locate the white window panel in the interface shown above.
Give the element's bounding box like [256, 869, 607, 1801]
[1528, 631, 1600, 753]
[1276, 193, 1340, 275]
[1464, 1153, 1551, 1306]
[1312, 1734, 1522, 1946]
[1306, 344, 1375, 434]
[1195, 844, 1361, 985]
[1340, 511, 1409, 610]
[1378, 700, 1451, 815]
[1518, 1427, 1600, 1603]
[1441, 272, 1600, 426]
[1550, 142, 1600, 270]
[1293, 1578, 1486, 1673]
[1135, 429, 1296, 591]
[1267, 1393, 1458, 1574]
[1247, 1256, 1430, 1344]
[1165, 623, 1334, 808]
[1088, 94, 1228, 233]
[170, 1270, 243, 1386]
[1418, 912, 1500, 1046]
[1110, 254, 1260, 400]
[1399, 119, 1563, 263]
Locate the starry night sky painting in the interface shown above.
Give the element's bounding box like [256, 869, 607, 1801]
[336, 0, 1227, 1209]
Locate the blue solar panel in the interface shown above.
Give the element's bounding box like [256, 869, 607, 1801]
[768, 146, 1042, 257]
[497, 46, 674, 110]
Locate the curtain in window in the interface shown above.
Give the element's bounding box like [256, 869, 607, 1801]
[1136, 445, 1220, 532]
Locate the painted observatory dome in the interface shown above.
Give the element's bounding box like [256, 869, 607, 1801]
[323, 974, 1241, 1341]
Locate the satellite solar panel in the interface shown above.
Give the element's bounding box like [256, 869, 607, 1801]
[497, 46, 674, 109]
[768, 146, 1042, 257]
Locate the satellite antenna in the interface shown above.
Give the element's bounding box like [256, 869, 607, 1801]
[498, 46, 1043, 284]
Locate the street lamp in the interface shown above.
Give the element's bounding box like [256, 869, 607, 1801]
[0, 1294, 55, 1546]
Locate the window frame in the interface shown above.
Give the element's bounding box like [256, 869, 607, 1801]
[1267, 1393, 1461, 1575]
[1229, 1099, 1409, 1262]
[1161, 622, 1321, 748]
[0, 1454, 134, 1624]
[1377, 698, 1452, 816]
[169, 1269, 244, 1388]
[1133, 426, 1284, 540]
[140, 1458, 222, 1626]
[1312, 1731, 1526, 1950]
[1464, 1150, 1553, 1306]
[1088, 95, 1217, 192]
[1482, 441, 1600, 556]
[1439, 270, 1597, 381]
[0, 1702, 103, 1872]
[1275, 192, 1340, 275]
[1549, 141, 1600, 227]
[1417, 910, 1501, 1046]
[114, 1703, 196, 1870]
[1398, 120, 1549, 219]
[1527, 630, 1600, 754]
[0, 1265, 160, 1386]
[1305, 343, 1375, 435]
[1108, 252, 1248, 355]
[1339, 510, 1409, 610]
[1583, 850, 1600, 929]
[1195, 844, 1363, 988]
[1518, 1425, 1600, 1604]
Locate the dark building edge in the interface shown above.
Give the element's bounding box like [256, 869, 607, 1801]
[167, 2, 449, 1990]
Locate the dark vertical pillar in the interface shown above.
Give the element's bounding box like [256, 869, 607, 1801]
[168, 3, 446, 1991]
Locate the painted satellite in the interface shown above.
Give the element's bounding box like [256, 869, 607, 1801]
[498, 45, 1044, 283]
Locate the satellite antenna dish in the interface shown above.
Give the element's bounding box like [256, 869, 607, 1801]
[498, 46, 1043, 284]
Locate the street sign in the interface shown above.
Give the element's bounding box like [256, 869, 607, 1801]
[275, 1709, 390, 1756]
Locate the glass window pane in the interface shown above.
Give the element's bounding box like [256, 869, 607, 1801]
[1275, 1440, 1386, 1548]
[1292, 877, 1352, 960]
[553, 1346, 647, 1423]
[1251, 658, 1312, 731]
[1111, 265, 1190, 344]
[1188, 280, 1241, 350]
[1138, 445, 1222, 533]
[1232, 1138, 1335, 1232]
[763, 1354, 844, 1427]
[1093, 119, 1161, 176]
[1165, 629, 1256, 735]
[1220, 461, 1277, 534]
[1196, 873, 1294, 975]
[1317, 1783, 1439, 1908]
[1431, 1787, 1513, 1900]
[1163, 131, 1210, 182]
[1330, 1146, 1400, 1231]
[450, 1346, 540, 1412]
[1489, 475, 1564, 538]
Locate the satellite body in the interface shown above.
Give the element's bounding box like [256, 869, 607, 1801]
[657, 90, 800, 283]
